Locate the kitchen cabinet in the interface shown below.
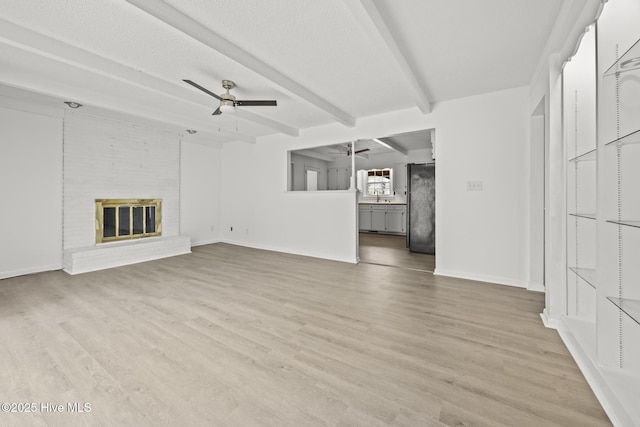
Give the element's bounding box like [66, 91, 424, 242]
[386, 206, 406, 233]
[371, 207, 386, 231]
[327, 168, 350, 190]
[359, 206, 372, 230]
[393, 163, 407, 196]
[359, 204, 406, 234]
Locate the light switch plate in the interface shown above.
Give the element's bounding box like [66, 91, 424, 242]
[467, 181, 483, 191]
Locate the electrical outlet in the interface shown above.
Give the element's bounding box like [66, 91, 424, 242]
[467, 181, 483, 191]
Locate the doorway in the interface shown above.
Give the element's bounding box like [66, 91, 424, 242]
[356, 129, 436, 272]
[359, 232, 435, 272]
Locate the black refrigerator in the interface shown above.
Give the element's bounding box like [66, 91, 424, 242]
[406, 163, 435, 254]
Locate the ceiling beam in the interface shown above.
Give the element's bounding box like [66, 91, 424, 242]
[236, 109, 298, 137]
[0, 17, 292, 139]
[125, 0, 356, 127]
[373, 138, 407, 155]
[344, 0, 431, 114]
[294, 149, 335, 163]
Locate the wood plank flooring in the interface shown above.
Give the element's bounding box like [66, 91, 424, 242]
[359, 232, 435, 272]
[0, 243, 610, 426]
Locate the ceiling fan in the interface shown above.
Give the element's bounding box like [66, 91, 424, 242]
[183, 79, 277, 115]
[329, 145, 370, 157]
[347, 148, 370, 156]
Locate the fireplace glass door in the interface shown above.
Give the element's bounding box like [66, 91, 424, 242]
[96, 199, 161, 243]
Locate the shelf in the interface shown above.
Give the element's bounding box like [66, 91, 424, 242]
[569, 267, 597, 289]
[604, 38, 640, 76]
[607, 297, 640, 326]
[606, 219, 640, 229]
[605, 129, 640, 147]
[569, 213, 597, 220]
[568, 148, 597, 163]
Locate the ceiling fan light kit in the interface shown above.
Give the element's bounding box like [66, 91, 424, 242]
[219, 101, 235, 113]
[219, 80, 236, 113]
[183, 78, 277, 117]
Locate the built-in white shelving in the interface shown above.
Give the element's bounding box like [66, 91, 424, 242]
[557, 2, 640, 424]
[569, 213, 597, 220]
[607, 297, 640, 326]
[603, 38, 640, 76]
[569, 148, 597, 162]
[604, 129, 640, 146]
[568, 267, 597, 289]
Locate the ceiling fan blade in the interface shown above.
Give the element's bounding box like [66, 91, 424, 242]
[235, 100, 277, 107]
[354, 148, 370, 154]
[183, 79, 222, 101]
[212, 107, 221, 116]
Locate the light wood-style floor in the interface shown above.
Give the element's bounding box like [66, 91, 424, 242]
[0, 243, 610, 426]
[359, 232, 435, 272]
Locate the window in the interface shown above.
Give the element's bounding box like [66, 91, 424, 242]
[95, 199, 161, 243]
[366, 169, 392, 196]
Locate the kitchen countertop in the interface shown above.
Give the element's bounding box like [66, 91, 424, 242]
[359, 202, 407, 205]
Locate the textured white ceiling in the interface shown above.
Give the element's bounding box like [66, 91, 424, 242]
[0, 0, 567, 145]
[373, 0, 564, 101]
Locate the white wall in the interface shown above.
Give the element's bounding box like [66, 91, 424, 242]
[529, 113, 545, 291]
[221, 86, 532, 287]
[0, 84, 533, 286]
[433, 87, 530, 287]
[219, 107, 440, 263]
[221, 140, 358, 263]
[180, 140, 222, 246]
[63, 111, 181, 249]
[0, 105, 63, 279]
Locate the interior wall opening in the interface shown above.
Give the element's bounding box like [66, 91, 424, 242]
[355, 129, 436, 272]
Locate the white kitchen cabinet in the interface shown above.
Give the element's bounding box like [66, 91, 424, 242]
[358, 204, 406, 234]
[371, 207, 386, 231]
[386, 206, 406, 233]
[393, 163, 407, 196]
[359, 206, 372, 230]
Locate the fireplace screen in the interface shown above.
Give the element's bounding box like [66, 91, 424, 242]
[95, 199, 161, 243]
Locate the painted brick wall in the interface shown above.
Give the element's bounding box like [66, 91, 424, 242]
[63, 111, 180, 250]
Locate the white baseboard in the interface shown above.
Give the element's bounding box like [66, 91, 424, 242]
[540, 309, 559, 329]
[433, 267, 527, 288]
[527, 280, 545, 292]
[190, 238, 222, 247]
[221, 239, 358, 264]
[0, 262, 63, 280]
[557, 318, 635, 427]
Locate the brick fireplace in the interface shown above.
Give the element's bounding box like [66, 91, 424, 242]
[62, 112, 190, 274]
